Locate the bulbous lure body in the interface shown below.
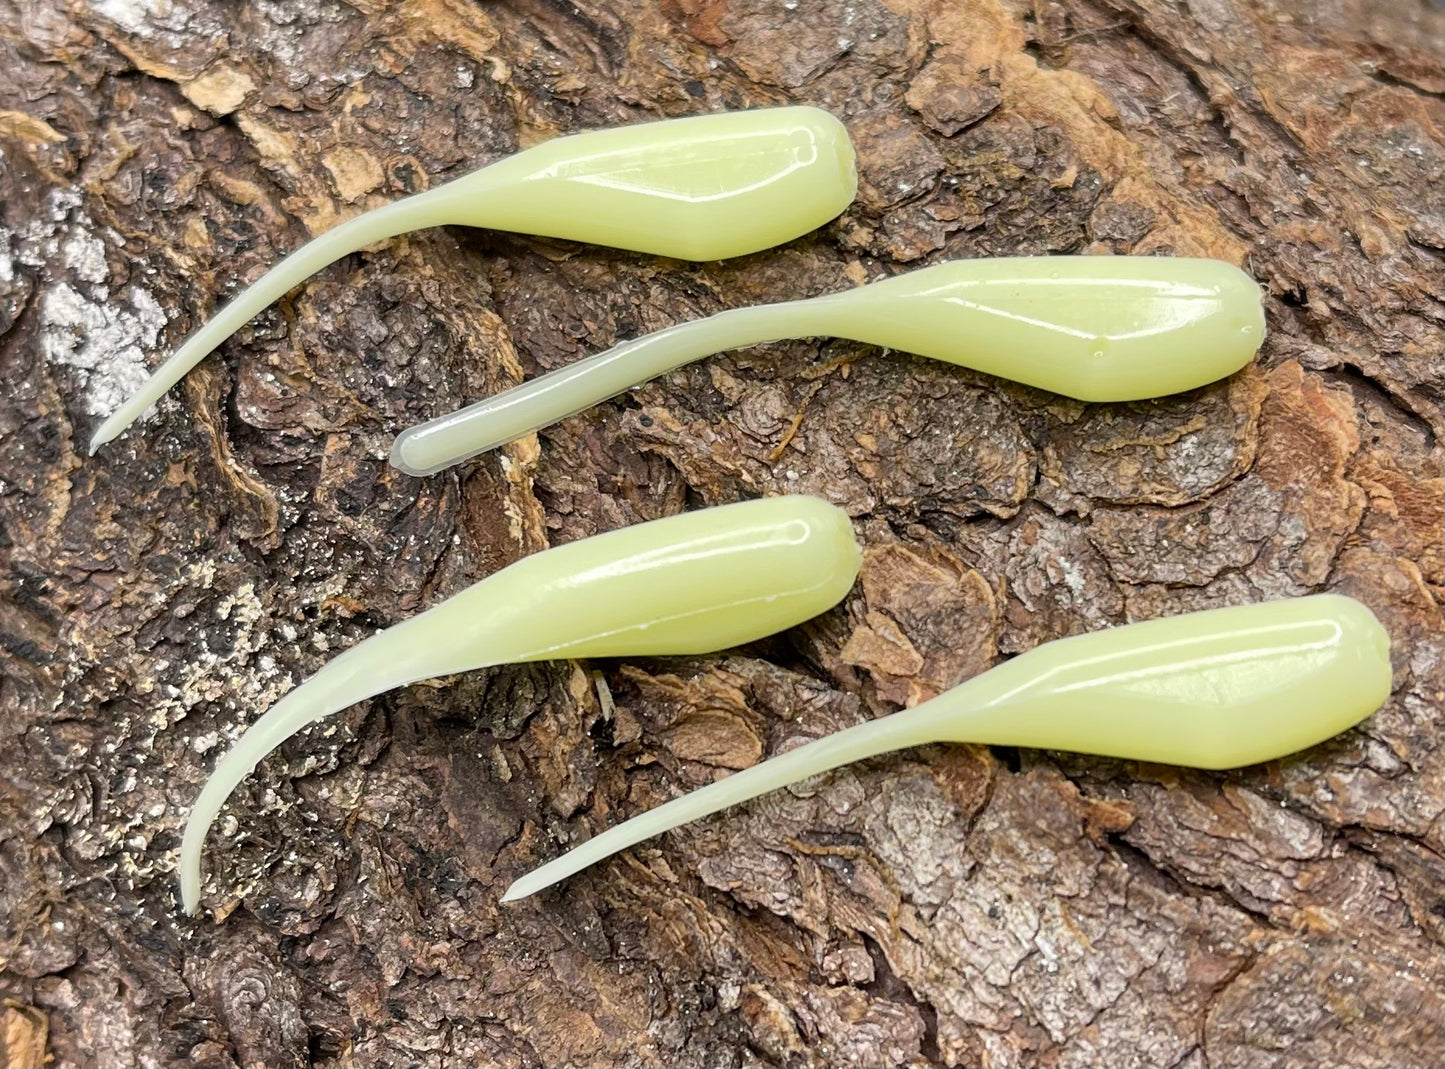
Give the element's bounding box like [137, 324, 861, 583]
[391, 255, 1266, 476]
[502, 595, 1391, 902]
[89, 107, 857, 453]
[179, 496, 861, 915]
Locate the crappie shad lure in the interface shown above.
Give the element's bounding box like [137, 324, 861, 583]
[91, 107, 857, 453]
[391, 255, 1265, 476]
[503, 594, 1389, 901]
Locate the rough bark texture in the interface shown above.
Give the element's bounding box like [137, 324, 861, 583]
[1, 0, 1442, 1066]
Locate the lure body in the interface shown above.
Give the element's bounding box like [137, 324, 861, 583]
[391, 256, 1266, 476]
[502, 595, 1390, 901]
[178, 496, 861, 914]
[89, 107, 856, 453]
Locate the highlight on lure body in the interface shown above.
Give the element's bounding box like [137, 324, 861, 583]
[89, 106, 857, 454]
[502, 594, 1390, 902]
[178, 495, 861, 915]
[390, 255, 1266, 476]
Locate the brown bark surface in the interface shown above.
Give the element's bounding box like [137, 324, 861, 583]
[1, 0, 1442, 1066]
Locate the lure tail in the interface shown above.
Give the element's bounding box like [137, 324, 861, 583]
[390, 298, 839, 476]
[88, 195, 451, 454]
[178, 631, 442, 914]
[500, 704, 938, 901]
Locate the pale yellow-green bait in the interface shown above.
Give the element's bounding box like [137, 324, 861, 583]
[391, 255, 1265, 476]
[90, 107, 856, 454]
[179, 496, 861, 915]
[502, 594, 1390, 902]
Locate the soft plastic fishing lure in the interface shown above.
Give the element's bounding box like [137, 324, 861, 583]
[90, 106, 856, 454]
[502, 594, 1390, 902]
[390, 255, 1266, 476]
[179, 496, 861, 914]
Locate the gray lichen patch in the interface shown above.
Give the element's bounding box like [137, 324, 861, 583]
[12, 190, 169, 422]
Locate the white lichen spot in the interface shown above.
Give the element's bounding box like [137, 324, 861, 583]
[90, 0, 173, 34]
[42, 282, 165, 418]
[716, 982, 739, 1016]
[21, 191, 170, 423]
[0, 228, 14, 284]
[215, 581, 263, 623]
[252, 0, 308, 67]
[1057, 558, 1087, 599]
[61, 228, 108, 284]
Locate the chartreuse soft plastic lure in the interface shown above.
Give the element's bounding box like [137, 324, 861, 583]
[179, 496, 860, 915]
[390, 255, 1266, 476]
[90, 107, 857, 454]
[502, 594, 1389, 902]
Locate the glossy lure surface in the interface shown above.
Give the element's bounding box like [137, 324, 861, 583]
[502, 595, 1390, 902]
[90, 107, 856, 453]
[179, 496, 861, 915]
[391, 255, 1266, 476]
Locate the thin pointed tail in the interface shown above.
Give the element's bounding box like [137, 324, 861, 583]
[178, 638, 402, 914]
[390, 299, 822, 476]
[91, 194, 447, 454]
[501, 707, 933, 902]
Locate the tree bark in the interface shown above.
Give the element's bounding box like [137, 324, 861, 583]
[1, 0, 1441, 1066]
